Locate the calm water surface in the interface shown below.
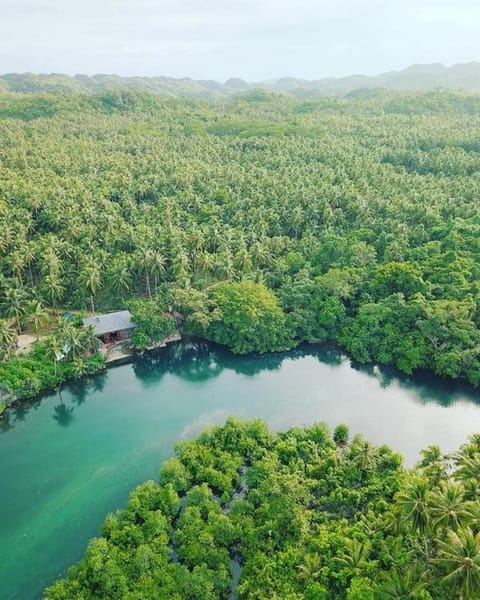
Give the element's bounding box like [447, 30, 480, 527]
[1, 341, 480, 599]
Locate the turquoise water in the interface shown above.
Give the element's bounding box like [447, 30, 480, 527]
[1, 341, 480, 599]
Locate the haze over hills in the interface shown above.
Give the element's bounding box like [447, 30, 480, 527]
[1, 62, 480, 99]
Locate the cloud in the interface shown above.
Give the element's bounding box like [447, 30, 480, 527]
[0, 0, 478, 79]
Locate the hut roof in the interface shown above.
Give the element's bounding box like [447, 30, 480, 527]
[83, 310, 135, 336]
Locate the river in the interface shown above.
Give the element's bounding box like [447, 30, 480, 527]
[1, 341, 480, 599]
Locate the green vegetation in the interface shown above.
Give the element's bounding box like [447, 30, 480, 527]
[0, 319, 104, 400]
[203, 281, 292, 354]
[127, 297, 176, 350]
[2, 87, 480, 399]
[44, 419, 480, 599]
[1, 63, 480, 99]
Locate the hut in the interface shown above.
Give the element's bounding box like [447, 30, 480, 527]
[83, 310, 135, 344]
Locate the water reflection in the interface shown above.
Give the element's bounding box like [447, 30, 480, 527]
[351, 359, 480, 407]
[0, 395, 44, 433]
[133, 340, 344, 386]
[133, 341, 480, 409]
[1, 341, 480, 435]
[52, 403, 74, 427]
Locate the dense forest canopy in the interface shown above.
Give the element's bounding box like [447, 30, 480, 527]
[2, 88, 480, 396]
[44, 418, 480, 599]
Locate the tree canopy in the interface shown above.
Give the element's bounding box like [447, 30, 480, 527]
[44, 419, 480, 599]
[2, 89, 480, 391]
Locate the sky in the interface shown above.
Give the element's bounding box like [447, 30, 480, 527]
[0, 0, 479, 81]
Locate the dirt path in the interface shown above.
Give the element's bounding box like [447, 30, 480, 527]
[15, 335, 38, 355]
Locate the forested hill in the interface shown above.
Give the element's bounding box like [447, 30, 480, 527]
[2, 89, 480, 396]
[44, 419, 480, 599]
[1, 61, 480, 99]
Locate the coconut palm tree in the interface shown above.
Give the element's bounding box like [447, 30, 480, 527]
[434, 528, 480, 600]
[396, 478, 431, 537]
[336, 538, 371, 573]
[72, 358, 90, 380]
[45, 336, 63, 377]
[395, 477, 432, 562]
[453, 454, 480, 499]
[23, 242, 37, 287]
[297, 552, 322, 582]
[378, 562, 428, 599]
[79, 259, 102, 314]
[135, 247, 154, 299]
[41, 274, 65, 314]
[418, 444, 448, 485]
[351, 439, 379, 472]
[55, 320, 85, 361]
[150, 250, 167, 295]
[430, 482, 476, 533]
[107, 256, 133, 302]
[26, 300, 49, 340]
[9, 250, 26, 287]
[0, 319, 17, 361]
[81, 325, 99, 355]
[0, 286, 29, 334]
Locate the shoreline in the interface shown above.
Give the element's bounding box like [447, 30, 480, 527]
[1, 332, 182, 415]
[3, 333, 480, 417]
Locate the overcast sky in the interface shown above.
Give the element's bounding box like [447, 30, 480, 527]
[0, 0, 479, 81]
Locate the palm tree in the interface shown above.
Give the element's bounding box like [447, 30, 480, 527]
[351, 439, 379, 472]
[250, 240, 270, 269]
[197, 251, 215, 280]
[430, 482, 476, 533]
[467, 434, 480, 453]
[396, 477, 432, 561]
[0, 286, 29, 334]
[107, 257, 132, 302]
[0, 319, 17, 361]
[81, 325, 99, 355]
[235, 248, 252, 276]
[215, 250, 235, 280]
[378, 562, 428, 599]
[297, 552, 322, 582]
[26, 300, 49, 340]
[80, 260, 102, 314]
[72, 358, 90, 380]
[45, 336, 63, 377]
[434, 528, 480, 600]
[172, 250, 190, 286]
[453, 455, 480, 499]
[135, 247, 154, 299]
[55, 320, 85, 361]
[41, 274, 65, 314]
[396, 478, 431, 536]
[9, 251, 26, 287]
[23, 242, 37, 287]
[336, 538, 371, 573]
[418, 444, 447, 485]
[150, 250, 166, 295]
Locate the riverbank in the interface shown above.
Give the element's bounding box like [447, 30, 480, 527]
[100, 332, 182, 366]
[0, 332, 182, 415]
[3, 341, 480, 600]
[2, 326, 479, 418]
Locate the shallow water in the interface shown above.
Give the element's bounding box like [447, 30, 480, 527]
[1, 341, 480, 599]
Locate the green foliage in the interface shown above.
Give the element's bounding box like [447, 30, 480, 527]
[0, 94, 63, 120]
[45, 420, 480, 599]
[0, 321, 105, 400]
[334, 424, 350, 446]
[1, 89, 480, 384]
[204, 281, 293, 354]
[127, 298, 176, 350]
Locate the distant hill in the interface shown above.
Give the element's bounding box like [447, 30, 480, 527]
[1, 62, 480, 99]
